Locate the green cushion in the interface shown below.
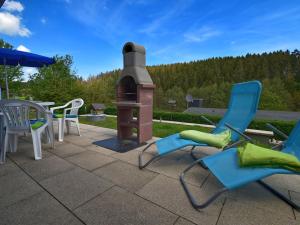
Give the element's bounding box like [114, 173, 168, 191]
[53, 114, 78, 119]
[30, 119, 46, 130]
[179, 129, 231, 148]
[238, 143, 300, 172]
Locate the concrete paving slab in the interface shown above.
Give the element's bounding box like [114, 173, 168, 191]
[78, 123, 98, 130]
[66, 151, 117, 171]
[227, 182, 294, 218]
[48, 143, 87, 158]
[175, 217, 197, 225]
[8, 147, 53, 165]
[74, 186, 178, 225]
[93, 160, 158, 192]
[80, 130, 104, 138]
[41, 167, 114, 209]
[264, 174, 300, 193]
[0, 170, 42, 208]
[290, 191, 300, 220]
[89, 126, 117, 134]
[217, 199, 298, 225]
[136, 174, 224, 225]
[0, 192, 83, 225]
[16, 140, 34, 149]
[112, 149, 148, 166]
[0, 159, 20, 177]
[21, 155, 75, 181]
[64, 136, 94, 147]
[147, 150, 209, 186]
[86, 144, 117, 155]
[88, 133, 116, 141]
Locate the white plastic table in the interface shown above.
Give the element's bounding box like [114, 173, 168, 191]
[31, 101, 55, 110]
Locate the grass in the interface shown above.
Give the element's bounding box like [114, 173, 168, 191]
[79, 116, 211, 138]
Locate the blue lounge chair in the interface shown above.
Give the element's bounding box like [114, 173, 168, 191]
[180, 121, 300, 210]
[139, 81, 262, 169]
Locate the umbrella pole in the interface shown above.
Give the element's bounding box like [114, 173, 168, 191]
[3, 58, 9, 99]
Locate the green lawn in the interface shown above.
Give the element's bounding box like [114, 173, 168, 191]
[80, 116, 211, 138]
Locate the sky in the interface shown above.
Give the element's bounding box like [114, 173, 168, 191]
[0, 0, 300, 79]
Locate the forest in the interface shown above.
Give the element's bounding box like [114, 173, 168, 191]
[80, 48, 300, 111]
[1, 38, 300, 112]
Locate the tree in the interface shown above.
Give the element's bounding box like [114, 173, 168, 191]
[29, 55, 83, 105]
[0, 39, 24, 98]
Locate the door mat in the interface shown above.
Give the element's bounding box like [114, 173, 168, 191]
[92, 137, 146, 153]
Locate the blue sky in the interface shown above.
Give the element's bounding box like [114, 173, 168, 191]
[1, 0, 300, 79]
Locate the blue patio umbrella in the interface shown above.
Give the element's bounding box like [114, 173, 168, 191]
[0, 48, 55, 99]
[0, 0, 5, 8]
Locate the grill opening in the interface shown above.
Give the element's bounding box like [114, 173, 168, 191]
[124, 44, 133, 53]
[117, 76, 137, 102]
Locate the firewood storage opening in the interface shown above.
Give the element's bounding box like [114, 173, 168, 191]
[115, 42, 155, 145]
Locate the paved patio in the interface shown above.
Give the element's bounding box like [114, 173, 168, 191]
[0, 123, 299, 225]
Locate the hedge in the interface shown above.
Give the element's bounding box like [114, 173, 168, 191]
[103, 107, 296, 138]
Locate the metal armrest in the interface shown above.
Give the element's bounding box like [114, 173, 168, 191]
[201, 115, 216, 126]
[225, 123, 253, 143]
[266, 123, 288, 140]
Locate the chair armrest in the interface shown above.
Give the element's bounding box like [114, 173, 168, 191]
[225, 123, 253, 143]
[266, 123, 288, 140]
[50, 105, 66, 113]
[201, 115, 216, 126]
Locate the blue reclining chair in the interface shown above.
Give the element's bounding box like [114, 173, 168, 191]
[139, 81, 262, 169]
[180, 120, 300, 211]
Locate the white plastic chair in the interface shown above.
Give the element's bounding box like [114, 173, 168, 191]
[0, 100, 54, 162]
[50, 98, 84, 142]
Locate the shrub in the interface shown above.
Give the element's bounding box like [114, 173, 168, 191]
[104, 107, 297, 138]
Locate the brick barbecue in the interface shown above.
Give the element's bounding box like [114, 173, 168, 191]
[115, 42, 155, 144]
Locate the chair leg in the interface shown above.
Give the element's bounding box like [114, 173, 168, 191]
[180, 158, 228, 209]
[139, 142, 162, 169]
[58, 118, 64, 142]
[31, 129, 42, 160]
[8, 134, 18, 153]
[45, 127, 54, 149]
[258, 180, 300, 211]
[66, 120, 70, 134]
[1, 132, 8, 163]
[75, 119, 81, 136]
[47, 122, 55, 149]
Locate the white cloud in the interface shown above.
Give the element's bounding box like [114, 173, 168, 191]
[23, 67, 38, 81]
[41, 17, 46, 24]
[3, 0, 24, 12]
[0, 12, 31, 36]
[15, 44, 37, 80]
[139, 0, 193, 35]
[16, 44, 30, 52]
[184, 26, 221, 43]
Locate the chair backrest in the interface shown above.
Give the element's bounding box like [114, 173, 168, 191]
[213, 80, 262, 142]
[69, 98, 84, 115]
[0, 99, 47, 132]
[282, 120, 300, 159]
